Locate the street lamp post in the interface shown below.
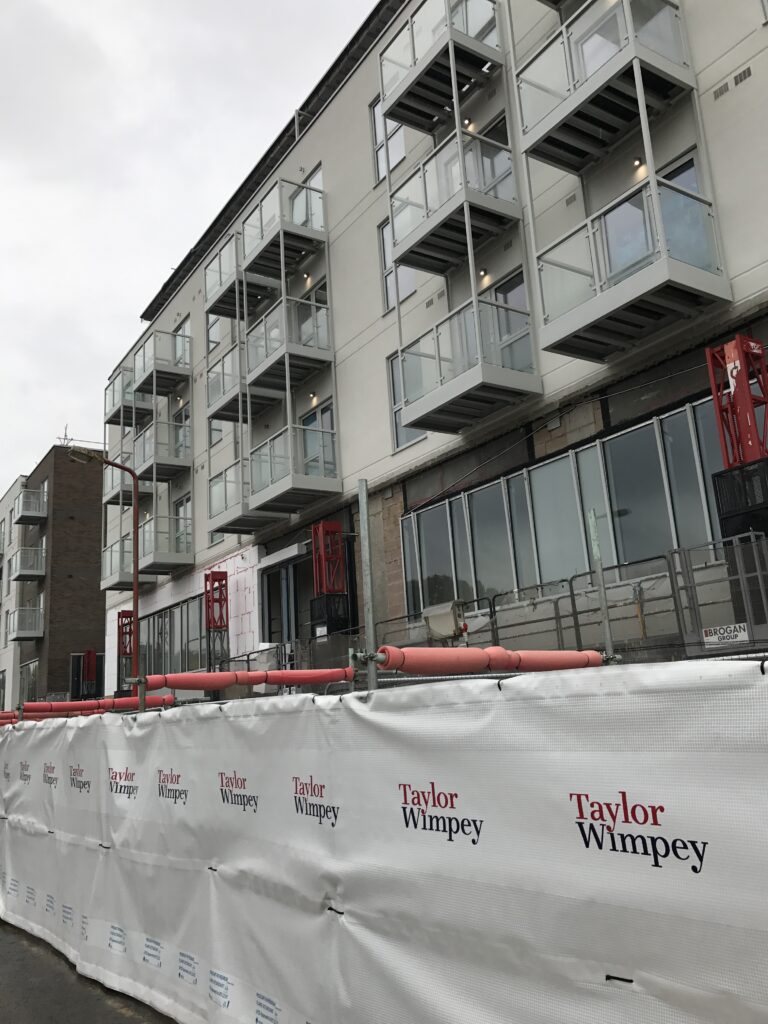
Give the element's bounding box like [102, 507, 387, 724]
[68, 447, 140, 692]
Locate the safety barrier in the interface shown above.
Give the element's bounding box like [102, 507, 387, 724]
[1, 659, 767, 1023]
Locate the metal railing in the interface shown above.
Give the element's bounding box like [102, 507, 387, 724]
[134, 330, 191, 381]
[538, 176, 721, 324]
[517, 0, 686, 132]
[102, 537, 132, 579]
[391, 129, 515, 245]
[138, 516, 193, 559]
[380, 0, 499, 98]
[10, 547, 45, 577]
[242, 180, 325, 264]
[13, 489, 47, 520]
[246, 297, 330, 373]
[250, 425, 338, 494]
[207, 346, 240, 407]
[401, 297, 533, 404]
[134, 421, 191, 468]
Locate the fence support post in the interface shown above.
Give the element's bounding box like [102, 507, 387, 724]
[358, 479, 378, 691]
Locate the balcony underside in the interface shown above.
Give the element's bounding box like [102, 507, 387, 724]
[101, 571, 156, 592]
[134, 365, 190, 398]
[135, 456, 191, 483]
[13, 510, 46, 527]
[208, 500, 289, 535]
[103, 481, 153, 506]
[394, 191, 520, 275]
[205, 272, 279, 320]
[541, 257, 732, 361]
[209, 385, 280, 423]
[401, 362, 543, 433]
[248, 475, 342, 517]
[243, 228, 325, 279]
[138, 551, 195, 575]
[105, 396, 152, 427]
[10, 568, 44, 583]
[9, 628, 43, 642]
[523, 53, 694, 174]
[383, 33, 501, 134]
[247, 346, 333, 391]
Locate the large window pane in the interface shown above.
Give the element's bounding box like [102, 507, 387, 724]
[661, 410, 709, 550]
[402, 517, 421, 615]
[507, 475, 537, 589]
[694, 399, 723, 542]
[450, 498, 474, 603]
[529, 458, 587, 584]
[417, 504, 454, 606]
[604, 425, 674, 562]
[576, 446, 614, 568]
[468, 483, 514, 600]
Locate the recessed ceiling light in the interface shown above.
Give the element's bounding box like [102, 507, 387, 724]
[633, 156, 643, 168]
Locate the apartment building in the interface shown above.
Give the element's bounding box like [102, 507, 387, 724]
[0, 446, 106, 709]
[101, 0, 768, 687]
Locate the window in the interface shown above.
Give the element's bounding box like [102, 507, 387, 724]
[173, 316, 191, 365]
[20, 660, 39, 703]
[491, 272, 534, 374]
[661, 153, 700, 193]
[401, 517, 421, 615]
[174, 494, 192, 553]
[301, 402, 336, 477]
[529, 457, 587, 583]
[388, 353, 426, 450]
[371, 97, 405, 183]
[661, 410, 709, 549]
[417, 504, 454, 606]
[209, 419, 224, 448]
[468, 483, 514, 600]
[507, 474, 537, 589]
[133, 594, 225, 681]
[0, 670, 5, 710]
[380, 221, 416, 312]
[173, 404, 190, 457]
[207, 314, 222, 353]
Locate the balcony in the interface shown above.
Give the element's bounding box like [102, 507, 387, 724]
[133, 421, 191, 481]
[137, 516, 194, 574]
[133, 331, 191, 396]
[517, 0, 693, 172]
[102, 459, 153, 506]
[13, 489, 47, 526]
[8, 608, 44, 642]
[104, 367, 152, 427]
[241, 180, 326, 280]
[249, 425, 342, 517]
[538, 176, 731, 360]
[206, 346, 278, 422]
[246, 297, 333, 391]
[10, 547, 46, 582]
[208, 462, 287, 534]
[391, 129, 520, 274]
[400, 297, 542, 431]
[100, 538, 156, 591]
[380, 0, 502, 133]
[204, 235, 279, 319]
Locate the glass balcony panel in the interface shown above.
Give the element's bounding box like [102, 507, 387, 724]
[135, 421, 190, 465]
[102, 538, 131, 578]
[413, 0, 446, 62]
[209, 463, 242, 517]
[381, 22, 413, 97]
[300, 427, 338, 479]
[402, 333, 439, 403]
[294, 300, 330, 351]
[139, 517, 192, 558]
[568, 0, 627, 83]
[477, 301, 534, 374]
[283, 182, 324, 232]
[437, 304, 478, 383]
[251, 429, 291, 493]
[261, 185, 280, 239]
[540, 227, 595, 321]
[424, 138, 463, 215]
[10, 609, 43, 635]
[14, 489, 47, 519]
[659, 183, 719, 273]
[392, 172, 426, 245]
[204, 257, 220, 300]
[207, 348, 239, 405]
[518, 37, 570, 130]
[463, 134, 515, 202]
[631, 0, 684, 65]
[599, 190, 656, 283]
[11, 547, 45, 576]
[220, 236, 235, 282]
[451, 0, 499, 47]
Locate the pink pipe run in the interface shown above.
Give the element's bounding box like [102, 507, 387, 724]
[376, 645, 602, 675]
[22, 695, 175, 714]
[145, 668, 355, 691]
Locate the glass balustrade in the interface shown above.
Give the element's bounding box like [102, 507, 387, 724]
[517, 0, 685, 131]
[401, 298, 533, 403]
[13, 489, 47, 520]
[207, 348, 240, 407]
[105, 368, 135, 415]
[134, 331, 191, 381]
[9, 609, 44, 636]
[246, 298, 330, 373]
[380, 0, 499, 98]
[250, 426, 338, 494]
[242, 180, 325, 263]
[391, 130, 515, 245]
[209, 463, 244, 517]
[10, 547, 45, 577]
[134, 421, 191, 468]
[538, 177, 721, 323]
[139, 516, 193, 559]
[102, 537, 132, 579]
[205, 236, 236, 301]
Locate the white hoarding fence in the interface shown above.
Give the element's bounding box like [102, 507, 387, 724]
[1, 660, 768, 1023]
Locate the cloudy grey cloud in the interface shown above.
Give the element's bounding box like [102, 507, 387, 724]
[0, 0, 368, 479]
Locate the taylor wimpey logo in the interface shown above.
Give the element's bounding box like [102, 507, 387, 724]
[157, 769, 188, 806]
[109, 767, 138, 800]
[399, 782, 483, 845]
[69, 765, 91, 794]
[570, 790, 708, 874]
[19, 761, 31, 785]
[293, 775, 339, 827]
[42, 762, 58, 788]
[218, 771, 258, 813]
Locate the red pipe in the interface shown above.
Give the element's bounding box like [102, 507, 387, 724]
[22, 695, 174, 714]
[376, 646, 602, 675]
[145, 668, 355, 691]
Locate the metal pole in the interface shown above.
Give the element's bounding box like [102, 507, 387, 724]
[358, 479, 378, 690]
[102, 456, 140, 686]
[588, 508, 614, 660]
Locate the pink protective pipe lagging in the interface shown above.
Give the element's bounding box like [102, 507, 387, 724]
[21, 695, 174, 714]
[376, 645, 602, 675]
[145, 667, 355, 691]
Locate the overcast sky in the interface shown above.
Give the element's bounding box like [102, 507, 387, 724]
[0, 0, 368, 480]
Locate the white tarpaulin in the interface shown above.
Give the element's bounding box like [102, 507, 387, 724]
[2, 659, 768, 1023]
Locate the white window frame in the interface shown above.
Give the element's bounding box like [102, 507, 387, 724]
[370, 96, 405, 185]
[379, 220, 416, 313]
[387, 352, 426, 452]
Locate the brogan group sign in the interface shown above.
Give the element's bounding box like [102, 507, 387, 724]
[1, 660, 766, 1024]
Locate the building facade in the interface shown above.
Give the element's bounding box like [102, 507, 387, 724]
[102, 0, 768, 687]
[0, 446, 106, 709]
